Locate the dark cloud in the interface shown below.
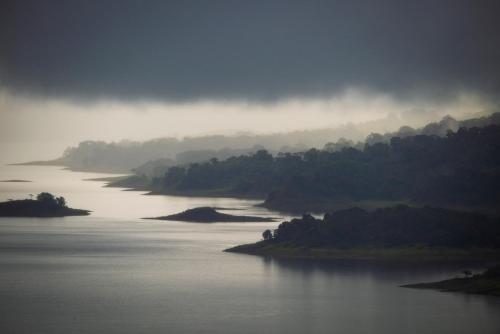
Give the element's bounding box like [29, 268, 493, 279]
[1, 0, 499, 102]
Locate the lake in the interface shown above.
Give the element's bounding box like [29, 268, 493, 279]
[1, 165, 499, 334]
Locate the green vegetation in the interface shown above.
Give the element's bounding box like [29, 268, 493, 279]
[0, 192, 90, 217]
[402, 265, 500, 296]
[226, 206, 500, 259]
[144, 207, 276, 223]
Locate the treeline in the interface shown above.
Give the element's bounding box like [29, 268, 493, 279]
[0, 193, 89, 217]
[363, 112, 500, 145]
[265, 206, 500, 249]
[153, 125, 500, 210]
[124, 111, 500, 182]
[47, 126, 364, 173]
[133, 146, 268, 177]
[35, 112, 500, 173]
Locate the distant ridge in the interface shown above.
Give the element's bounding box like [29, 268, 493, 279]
[18, 112, 500, 174]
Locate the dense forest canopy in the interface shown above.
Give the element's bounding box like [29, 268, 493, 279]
[262, 206, 500, 249]
[152, 124, 500, 210]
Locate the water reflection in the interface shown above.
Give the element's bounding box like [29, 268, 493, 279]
[1, 164, 500, 334]
[262, 257, 497, 283]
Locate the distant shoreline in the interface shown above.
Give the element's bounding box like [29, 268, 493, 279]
[10, 160, 64, 167]
[402, 265, 500, 296]
[83, 175, 132, 183]
[11, 160, 128, 174]
[105, 177, 500, 216]
[0, 179, 32, 183]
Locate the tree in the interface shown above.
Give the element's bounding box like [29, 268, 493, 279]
[36, 193, 66, 208]
[36, 192, 56, 204]
[56, 196, 66, 207]
[262, 229, 273, 241]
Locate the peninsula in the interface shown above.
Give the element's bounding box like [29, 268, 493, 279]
[402, 265, 500, 296]
[226, 206, 500, 260]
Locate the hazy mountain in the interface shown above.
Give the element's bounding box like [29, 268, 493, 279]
[18, 115, 397, 173]
[22, 112, 500, 174]
[364, 112, 500, 145]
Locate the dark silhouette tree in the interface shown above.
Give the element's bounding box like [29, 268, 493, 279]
[260, 206, 500, 249]
[36, 192, 56, 205]
[262, 229, 273, 241]
[56, 196, 66, 207]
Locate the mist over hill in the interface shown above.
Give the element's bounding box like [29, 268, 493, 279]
[25, 112, 500, 174]
[19, 115, 387, 173]
[33, 123, 364, 173]
[105, 112, 500, 215]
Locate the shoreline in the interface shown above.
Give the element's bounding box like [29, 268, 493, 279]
[9, 164, 500, 217]
[225, 242, 500, 261]
[144, 207, 277, 223]
[11, 161, 130, 174]
[402, 265, 500, 296]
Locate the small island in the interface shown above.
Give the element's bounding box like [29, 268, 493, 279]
[0, 192, 90, 217]
[402, 265, 500, 296]
[0, 179, 32, 182]
[144, 207, 276, 223]
[226, 205, 500, 259]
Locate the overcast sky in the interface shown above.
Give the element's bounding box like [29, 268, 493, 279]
[1, 0, 499, 161]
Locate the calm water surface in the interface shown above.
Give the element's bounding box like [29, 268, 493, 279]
[0, 165, 499, 334]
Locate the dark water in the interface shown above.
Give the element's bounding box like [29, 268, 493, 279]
[1, 166, 499, 334]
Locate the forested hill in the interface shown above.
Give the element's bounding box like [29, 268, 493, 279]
[23, 126, 365, 173]
[21, 112, 500, 173]
[226, 206, 500, 259]
[153, 125, 500, 212]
